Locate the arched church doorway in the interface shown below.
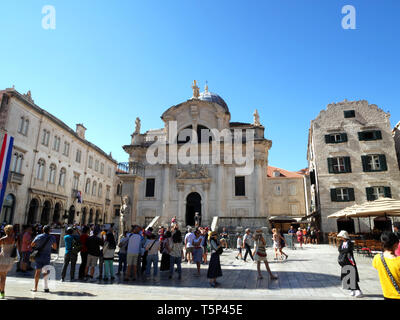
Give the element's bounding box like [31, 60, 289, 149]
[186, 192, 201, 226]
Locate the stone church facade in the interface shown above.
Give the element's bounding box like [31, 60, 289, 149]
[119, 82, 274, 230]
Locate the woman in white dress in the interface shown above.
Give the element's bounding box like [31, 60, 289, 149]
[0, 225, 16, 299]
[253, 229, 278, 280]
[272, 228, 288, 261]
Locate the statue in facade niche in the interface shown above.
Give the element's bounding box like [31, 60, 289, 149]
[119, 195, 131, 232]
[253, 109, 261, 126]
[134, 117, 141, 134]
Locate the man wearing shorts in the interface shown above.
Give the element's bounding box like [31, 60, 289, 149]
[184, 227, 195, 264]
[125, 225, 142, 281]
[85, 230, 104, 280]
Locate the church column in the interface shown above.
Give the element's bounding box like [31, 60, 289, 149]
[254, 160, 264, 217]
[202, 182, 210, 225]
[217, 165, 224, 216]
[177, 183, 184, 224]
[162, 165, 170, 217]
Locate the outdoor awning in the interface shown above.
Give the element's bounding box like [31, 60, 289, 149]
[269, 216, 297, 223]
[347, 197, 400, 218]
[327, 204, 360, 219]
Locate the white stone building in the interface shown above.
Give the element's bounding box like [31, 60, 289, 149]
[119, 82, 273, 230]
[307, 100, 400, 235]
[0, 88, 119, 227]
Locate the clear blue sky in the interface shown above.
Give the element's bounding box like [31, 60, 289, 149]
[1, 0, 399, 171]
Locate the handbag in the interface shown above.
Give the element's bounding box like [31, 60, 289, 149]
[338, 252, 349, 267]
[30, 235, 52, 263]
[380, 253, 400, 295]
[10, 245, 17, 258]
[216, 246, 223, 255]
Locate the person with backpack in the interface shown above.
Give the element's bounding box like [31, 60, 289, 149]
[116, 231, 128, 276]
[144, 233, 160, 281]
[85, 229, 104, 281]
[31, 225, 57, 292]
[337, 230, 363, 298]
[103, 232, 116, 281]
[169, 230, 183, 280]
[372, 231, 400, 300]
[61, 227, 81, 282]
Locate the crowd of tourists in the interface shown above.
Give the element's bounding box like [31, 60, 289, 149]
[0, 220, 399, 299]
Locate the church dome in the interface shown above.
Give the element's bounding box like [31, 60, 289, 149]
[198, 90, 229, 112]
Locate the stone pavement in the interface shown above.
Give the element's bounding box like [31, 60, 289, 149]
[3, 244, 384, 300]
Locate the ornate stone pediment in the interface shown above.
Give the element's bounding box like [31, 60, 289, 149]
[176, 164, 209, 179]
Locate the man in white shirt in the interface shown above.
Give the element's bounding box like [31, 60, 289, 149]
[184, 227, 195, 264]
[124, 225, 142, 281]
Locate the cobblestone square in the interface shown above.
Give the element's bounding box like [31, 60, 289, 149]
[3, 244, 384, 300]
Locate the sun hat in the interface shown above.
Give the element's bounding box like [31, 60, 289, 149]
[337, 230, 350, 239]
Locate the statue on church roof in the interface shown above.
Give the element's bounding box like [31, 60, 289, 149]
[253, 109, 261, 126]
[191, 80, 200, 99]
[134, 117, 141, 134]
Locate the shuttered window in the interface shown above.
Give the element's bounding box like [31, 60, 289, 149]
[145, 178, 155, 197]
[361, 154, 387, 172]
[366, 186, 391, 201]
[325, 133, 348, 144]
[358, 130, 382, 141]
[330, 188, 355, 202]
[344, 110, 355, 118]
[235, 176, 246, 196]
[327, 157, 352, 173]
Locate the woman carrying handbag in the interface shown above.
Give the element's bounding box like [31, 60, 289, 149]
[372, 231, 400, 300]
[337, 230, 363, 298]
[253, 229, 278, 280]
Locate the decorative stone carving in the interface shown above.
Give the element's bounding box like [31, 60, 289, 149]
[176, 164, 209, 179]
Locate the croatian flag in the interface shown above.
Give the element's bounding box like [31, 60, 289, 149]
[0, 133, 14, 211]
[76, 191, 82, 203]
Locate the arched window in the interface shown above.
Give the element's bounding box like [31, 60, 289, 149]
[36, 159, 45, 180]
[92, 181, 97, 196]
[98, 183, 103, 197]
[12, 152, 24, 173]
[85, 179, 91, 194]
[48, 163, 56, 184]
[59, 168, 66, 187]
[0, 194, 15, 224]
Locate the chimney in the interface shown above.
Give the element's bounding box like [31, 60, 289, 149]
[76, 124, 86, 139]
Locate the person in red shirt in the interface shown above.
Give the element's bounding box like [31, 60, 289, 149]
[20, 226, 33, 272]
[78, 226, 90, 280]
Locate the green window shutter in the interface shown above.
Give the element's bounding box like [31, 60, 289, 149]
[374, 130, 382, 140]
[325, 135, 331, 144]
[379, 154, 387, 171]
[344, 157, 352, 173]
[327, 158, 334, 173]
[358, 132, 364, 141]
[348, 188, 355, 201]
[384, 187, 392, 198]
[330, 189, 337, 202]
[366, 187, 374, 201]
[361, 156, 369, 172]
[341, 133, 348, 142]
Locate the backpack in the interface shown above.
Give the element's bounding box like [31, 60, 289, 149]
[71, 237, 81, 255]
